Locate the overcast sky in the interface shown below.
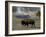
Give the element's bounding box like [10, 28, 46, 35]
[12, 6, 40, 15]
[12, 6, 40, 12]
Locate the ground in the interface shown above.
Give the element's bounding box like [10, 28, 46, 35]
[12, 15, 40, 30]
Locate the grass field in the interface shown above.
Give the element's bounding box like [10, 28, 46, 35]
[12, 15, 40, 30]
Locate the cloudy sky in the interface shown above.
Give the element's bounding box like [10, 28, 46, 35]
[12, 6, 40, 15]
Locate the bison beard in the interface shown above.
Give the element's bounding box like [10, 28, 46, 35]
[21, 20, 35, 27]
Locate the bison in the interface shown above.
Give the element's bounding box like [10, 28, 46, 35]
[21, 19, 35, 27]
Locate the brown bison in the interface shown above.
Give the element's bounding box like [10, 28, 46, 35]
[21, 19, 35, 27]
